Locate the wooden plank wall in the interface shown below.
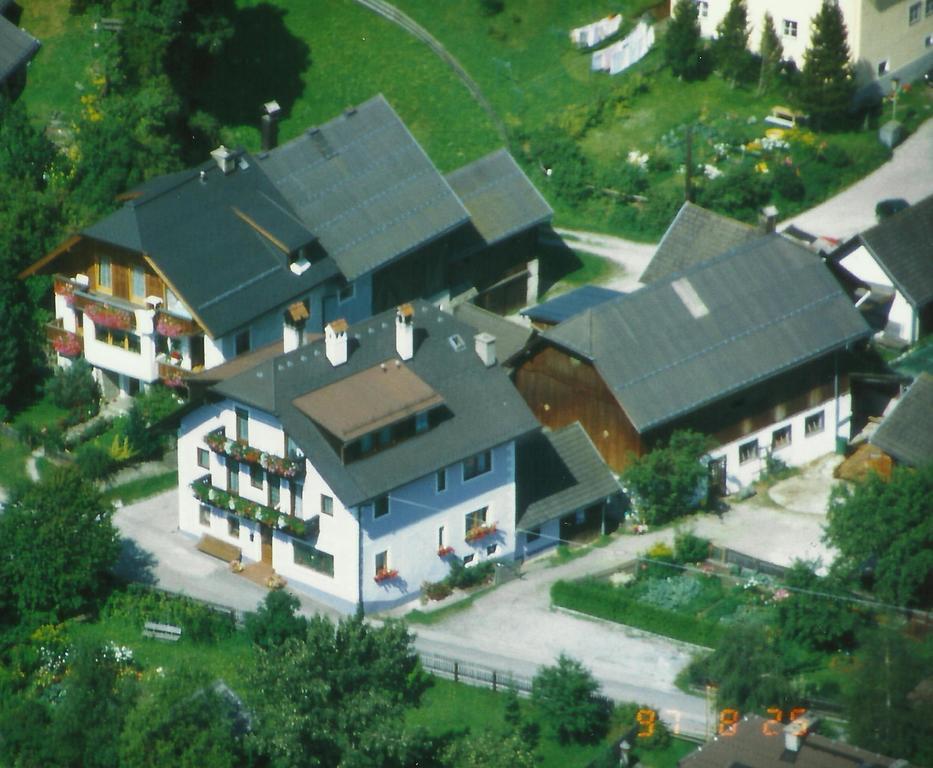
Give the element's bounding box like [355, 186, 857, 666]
[513, 344, 642, 472]
[55, 239, 165, 305]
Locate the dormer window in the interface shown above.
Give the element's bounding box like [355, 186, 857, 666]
[338, 283, 355, 303]
[415, 412, 429, 433]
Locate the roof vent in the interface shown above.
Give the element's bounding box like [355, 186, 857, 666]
[474, 332, 496, 367]
[448, 334, 466, 352]
[325, 319, 349, 367]
[199, 170, 207, 183]
[784, 713, 818, 753]
[210, 145, 236, 175]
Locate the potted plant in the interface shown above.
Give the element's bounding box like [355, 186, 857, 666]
[437, 545, 455, 557]
[374, 568, 399, 584]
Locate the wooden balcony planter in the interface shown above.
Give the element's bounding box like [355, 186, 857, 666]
[46, 321, 84, 358]
[190, 475, 308, 537]
[155, 311, 199, 338]
[204, 427, 305, 479]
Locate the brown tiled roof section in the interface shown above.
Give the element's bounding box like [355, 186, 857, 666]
[679, 715, 908, 768]
[292, 360, 445, 441]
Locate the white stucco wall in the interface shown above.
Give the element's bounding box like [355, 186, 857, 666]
[81, 311, 159, 388]
[841, 245, 918, 343]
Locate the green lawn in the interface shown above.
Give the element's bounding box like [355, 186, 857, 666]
[12, 394, 69, 431]
[102, 470, 178, 505]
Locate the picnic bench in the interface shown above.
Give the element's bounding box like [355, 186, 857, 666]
[142, 621, 182, 642]
[764, 105, 807, 128]
[197, 534, 242, 563]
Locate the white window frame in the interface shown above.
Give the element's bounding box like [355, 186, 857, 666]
[804, 410, 825, 437]
[321, 494, 334, 516]
[373, 495, 390, 519]
[738, 439, 759, 465]
[98, 257, 112, 291]
[131, 266, 146, 299]
[772, 425, 792, 451]
[696, 0, 708, 17]
[878, 59, 890, 76]
[908, 1, 921, 24]
[782, 19, 797, 37]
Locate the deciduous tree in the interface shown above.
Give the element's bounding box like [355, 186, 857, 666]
[714, 0, 750, 87]
[797, 0, 855, 130]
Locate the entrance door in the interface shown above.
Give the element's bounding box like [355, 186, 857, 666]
[260, 524, 273, 565]
[708, 457, 727, 499]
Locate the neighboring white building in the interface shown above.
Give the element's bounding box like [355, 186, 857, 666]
[696, 0, 933, 93]
[178, 301, 606, 613]
[830, 194, 933, 345]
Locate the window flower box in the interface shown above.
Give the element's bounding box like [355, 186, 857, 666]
[54, 278, 76, 305]
[437, 545, 455, 557]
[464, 523, 497, 543]
[85, 302, 133, 330]
[203, 427, 304, 479]
[162, 372, 185, 389]
[52, 333, 82, 358]
[374, 568, 399, 584]
[155, 314, 189, 338]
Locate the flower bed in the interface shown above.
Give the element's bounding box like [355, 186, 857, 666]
[190, 476, 307, 537]
[84, 302, 133, 330]
[52, 333, 82, 358]
[374, 568, 399, 584]
[203, 427, 304, 479]
[464, 523, 497, 543]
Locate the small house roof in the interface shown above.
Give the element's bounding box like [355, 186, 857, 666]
[450, 302, 534, 363]
[522, 285, 623, 325]
[870, 373, 933, 467]
[0, 14, 39, 84]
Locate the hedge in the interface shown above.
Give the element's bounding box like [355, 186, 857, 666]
[551, 579, 723, 648]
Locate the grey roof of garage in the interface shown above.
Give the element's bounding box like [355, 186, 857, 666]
[0, 14, 39, 84]
[870, 373, 933, 467]
[257, 94, 470, 281]
[211, 300, 540, 507]
[446, 149, 552, 245]
[518, 423, 621, 530]
[545, 234, 872, 433]
[641, 202, 761, 284]
[450, 302, 533, 363]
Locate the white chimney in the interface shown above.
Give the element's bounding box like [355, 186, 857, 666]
[210, 145, 236, 175]
[474, 332, 496, 367]
[283, 324, 301, 353]
[760, 204, 779, 234]
[283, 301, 308, 354]
[324, 319, 348, 367]
[396, 303, 414, 361]
[784, 713, 817, 753]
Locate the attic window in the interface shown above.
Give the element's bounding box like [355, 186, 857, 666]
[448, 334, 466, 352]
[671, 278, 709, 319]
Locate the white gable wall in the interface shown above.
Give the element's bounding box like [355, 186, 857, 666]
[840, 245, 918, 343]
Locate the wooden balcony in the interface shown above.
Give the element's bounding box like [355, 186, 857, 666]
[157, 356, 203, 387]
[46, 319, 84, 358]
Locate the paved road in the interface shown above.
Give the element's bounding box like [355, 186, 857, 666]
[551, 227, 656, 293]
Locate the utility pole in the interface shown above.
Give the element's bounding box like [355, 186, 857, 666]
[684, 124, 694, 202]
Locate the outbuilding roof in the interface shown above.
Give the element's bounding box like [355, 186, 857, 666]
[522, 285, 623, 325]
[450, 302, 533, 364]
[211, 301, 540, 506]
[544, 235, 872, 432]
[870, 373, 933, 467]
[641, 201, 761, 284]
[0, 13, 39, 85]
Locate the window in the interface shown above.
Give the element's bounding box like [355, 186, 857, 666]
[338, 283, 354, 303]
[927, 34, 933, 47]
[199, 504, 211, 527]
[378, 426, 392, 446]
[927, 0, 933, 16]
[486, 544, 498, 556]
[197, 448, 209, 469]
[290, 481, 303, 516]
[436, 468, 446, 493]
[696, 0, 708, 17]
[463, 450, 492, 481]
[321, 494, 333, 516]
[227, 515, 240, 538]
[772, 425, 792, 450]
[294, 540, 334, 576]
[463, 554, 475, 565]
[878, 59, 889, 76]
[95, 326, 141, 353]
[415, 412, 429, 433]
[360, 434, 374, 453]
[285, 434, 303, 459]
[782, 19, 797, 37]
[235, 408, 249, 443]
[98, 257, 112, 290]
[739, 439, 759, 465]
[805, 411, 825, 436]
[909, 2, 921, 23]
[375, 550, 388, 573]
[438, 526, 445, 547]
[250, 464, 264, 489]
[227, 459, 239, 493]
[268, 475, 281, 508]
[131, 266, 146, 299]
[526, 527, 541, 543]
[235, 330, 251, 356]
[374, 495, 390, 519]
[465, 507, 487, 533]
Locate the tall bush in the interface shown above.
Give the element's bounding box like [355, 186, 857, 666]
[45, 360, 100, 417]
[532, 654, 611, 744]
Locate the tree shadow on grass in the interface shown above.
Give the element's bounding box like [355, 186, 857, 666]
[114, 537, 158, 586]
[193, 3, 310, 135]
[536, 227, 584, 296]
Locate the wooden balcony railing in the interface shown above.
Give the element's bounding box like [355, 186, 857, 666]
[46, 320, 84, 358]
[190, 474, 314, 538]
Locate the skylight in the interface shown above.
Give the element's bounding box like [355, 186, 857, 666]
[671, 278, 709, 319]
[448, 334, 466, 352]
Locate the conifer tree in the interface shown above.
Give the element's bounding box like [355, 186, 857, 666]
[714, 0, 750, 87]
[757, 12, 783, 94]
[798, 0, 855, 130]
[665, 0, 703, 80]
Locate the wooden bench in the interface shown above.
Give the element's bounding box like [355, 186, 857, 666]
[142, 621, 182, 642]
[764, 106, 807, 128]
[197, 534, 242, 563]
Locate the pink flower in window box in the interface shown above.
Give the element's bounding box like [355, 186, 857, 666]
[52, 334, 82, 358]
[464, 523, 497, 543]
[437, 546, 455, 557]
[374, 568, 398, 584]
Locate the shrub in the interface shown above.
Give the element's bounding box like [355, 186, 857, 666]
[422, 580, 453, 601]
[613, 702, 672, 750]
[44, 360, 100, 414]
[40, 424, 64, 454]
[773, 162, 806, 201]
[15, 422, 40, 449]
[446, 559, 495, 590]
[640, 574, 703, 610]
[817, 143, 849, 168]
[245, 590, 307, 650]
[75, 443, 117, 480]
[532, 654, 611, 744]
[479, 0, 504, 16]
[104, 586, 235, 643]
[674, 531, 710, 564]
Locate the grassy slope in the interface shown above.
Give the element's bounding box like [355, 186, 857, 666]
[0, 434, 29, 489]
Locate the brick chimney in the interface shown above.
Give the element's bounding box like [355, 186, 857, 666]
[210, 145, 236, 175]
[396, 304, 414, 361]
[474, 332, 496, 367]
[324, 319, 348, 367]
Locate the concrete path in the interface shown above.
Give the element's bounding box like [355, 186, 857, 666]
[780, 118, 933, 242]
[552, 227, 657, 293]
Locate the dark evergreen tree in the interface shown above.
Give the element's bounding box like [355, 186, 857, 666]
[797, 0, 855, 130]
[757, 12, 783, 94]
[664, 0, 704, 80]
[531, 654, 611, 744]
[714, 0, 750, 87]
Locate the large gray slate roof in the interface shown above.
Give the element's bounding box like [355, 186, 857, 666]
[870, 373, 933, 467]
[211, 300, 540, 507]
[451, 302, 533, 363]
[545, 234, 872, 433]
[258, 95, 470, 281]
[857, 193, 933, 308]
[641, 202, 761, 284]
[518, 423, 621, 530]
[83, 155, 337, 339]
[0, 13, 39, 84]
[445, 149, 552, 245]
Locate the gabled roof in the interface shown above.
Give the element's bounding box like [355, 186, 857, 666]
[522, 285, 623, 325]
[445, 149, 552, 245]
[0, 13, 39, 84]
[83, 154, 336, 339]
[257, 94, 470, 281]
[641, 202, 761, 283]
[855, 194, 933, 308]
[870, 373, 933, 467]
[545, 235, 872, 433]
[450, 302, 533, 364]
[518, 423, 621, 530]
[211, 301, 540, 506]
